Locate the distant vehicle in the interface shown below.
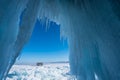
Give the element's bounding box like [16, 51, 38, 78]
[36, 62, 43, 66]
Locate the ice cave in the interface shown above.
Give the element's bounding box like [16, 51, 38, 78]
[0, 0, 120, 80]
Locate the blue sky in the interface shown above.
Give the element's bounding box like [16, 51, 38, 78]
[16, 19, 69, 64]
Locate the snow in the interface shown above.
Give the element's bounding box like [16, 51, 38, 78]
[7, 63, 76, 80]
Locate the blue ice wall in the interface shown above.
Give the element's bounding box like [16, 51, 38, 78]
[0, 0, 40, 79]
[39, 1, 120, 79]
[0, 0, 28, 79]
[66, 0, 120, 80]
[0, 0, 120, 80]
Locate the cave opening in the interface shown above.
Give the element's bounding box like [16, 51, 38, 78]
[7, 19, 72, 79]
[16, 19, 69, 65]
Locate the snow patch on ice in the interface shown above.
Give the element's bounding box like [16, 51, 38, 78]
[7, 63, 76, 80]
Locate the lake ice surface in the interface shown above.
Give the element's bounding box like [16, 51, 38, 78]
[7, 63, 76, 80]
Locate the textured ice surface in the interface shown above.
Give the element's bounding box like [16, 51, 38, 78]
[7, 63, 76, 80]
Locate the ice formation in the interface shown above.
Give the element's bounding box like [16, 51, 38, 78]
[0, 0, 120, 80]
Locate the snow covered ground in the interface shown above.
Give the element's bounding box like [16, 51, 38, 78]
[7, 63, 76, 80]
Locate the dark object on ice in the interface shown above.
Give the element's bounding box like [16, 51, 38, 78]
[36, 62, 43, 66]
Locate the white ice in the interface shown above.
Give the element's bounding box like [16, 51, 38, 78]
[7, 63, 76, 80]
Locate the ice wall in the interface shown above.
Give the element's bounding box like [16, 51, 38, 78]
[0, 0, 120, 80]
[0, 0, 40, 79]
[39, 0, 120, 79]
[67, 1, 120, 79]
[0, 0, 28, 79]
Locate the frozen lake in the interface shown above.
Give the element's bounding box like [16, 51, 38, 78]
[7, 63, 76, 80]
